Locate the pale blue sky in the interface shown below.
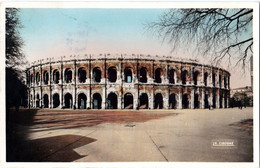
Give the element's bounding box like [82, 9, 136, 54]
[19, 8, 175, 60]
[18, 8, 251, 88]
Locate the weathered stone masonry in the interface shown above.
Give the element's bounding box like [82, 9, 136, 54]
[26, 54, 230, 110]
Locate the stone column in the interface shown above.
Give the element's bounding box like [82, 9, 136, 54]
[73, 60, 77, 109]
[164, 92, 169, 109]
[49, 62, 52, 108]
[202, 89, 205, 109]
[178, 90, 182, 109]
[102, 89, 106, 109]
[201, 66, 204, 86]
[216, 89, 220, 108]
[191, 88, 194, 109]
[149, 92, 154, 109]
[86, 89, 91, 109]
[133, 88, 138, 109]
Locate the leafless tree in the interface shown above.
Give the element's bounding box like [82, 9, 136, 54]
[147, 8, 253, 67]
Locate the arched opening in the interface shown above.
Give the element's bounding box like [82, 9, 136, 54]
[139, 93, 148, 109]
[53, 93, 60, 108]
[154, 93, 163, 109]
[30, 74, 34, 84]
[168, 69, 175, 84]
[219, 93, 223, 108]
[78, 68, 86, 83]
[65, 68, 72, 83]
[53, 70, 60, 84]
[194, 93, 200, 109]
[78, 93, 87, 109]
[169, 93, 176, 109]
[108, 67, 117, 83]
[139, 67, 147, 83]
[212, 72, 216, 87]
[219, 75, 222, 88]
[43, 71, 49, 85]
[124, 67, 132, 83]
[93, 67, 101, 83]
[182, 94, 189, 109]
[43, 94, 49, 108]
[155, 68, 162, 83]
[36, 72, 40, 85]
[193, 71, 199, 85]
[204, 94, 209, 109]
[93, 93, 102, 109]
[36, 94, 40, 108]
[204, 72, 208, 86]
[107, 92, 118, 109]
[124, 93, 133, 109]
[224, 92, 227, 108]
[65, 93, 73, 109]
[212, 90, 216, 108]
[181, 70, 188, 85]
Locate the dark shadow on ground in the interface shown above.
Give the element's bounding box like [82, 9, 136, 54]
[6, 108, 177, 162]
[7, 134, 96, 162]
[6, 108, 38, 161]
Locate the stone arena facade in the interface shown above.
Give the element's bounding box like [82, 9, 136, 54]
[26, 54, 230, 110]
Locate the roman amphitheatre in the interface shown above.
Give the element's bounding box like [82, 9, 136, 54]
[26, 54, 230, 110]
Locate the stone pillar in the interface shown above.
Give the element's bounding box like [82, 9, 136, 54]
[191, 88, 194, 109]
[216, 89, 220, 108]
[102, 89, 106, 109]
[59, 90, 63, 109]
[149, 92, 154, 109]
[73, 60, 77, 109]
[178, 90, 182, 109]
[118, 91, 122, 109]
[86, 89, 91, 109]
[202, 89, 205, 109]
[133, 88, 138, 109]
[49, 62, 52, 108]
[201, 66, 204, 86]
[164, 92, 169, 109]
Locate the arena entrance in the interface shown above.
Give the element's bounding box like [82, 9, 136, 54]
[36, 94, 40, 108]
[65, 93, 73, 109]
[194, 93, 200, 109]
[107, 93, 118, 109]
[43, 94, 49, 108]
[139, 93, 148, 109]
[212, 91, 216, 108]
[78, 93, 87, 109]
[154, 93, 163, 109]
[93, 93, 102, 109]
[124, 93, 133, 109]
[53, 93, 60, 108]
[182, 94, 189, 109]
[169, 93, 176, 109]
[204, 94, 209, 109]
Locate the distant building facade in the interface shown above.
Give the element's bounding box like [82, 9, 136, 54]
[230, 86, 253, 107]
[26, 54, 230, 110]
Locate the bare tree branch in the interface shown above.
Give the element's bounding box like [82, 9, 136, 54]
[146, 8, 253, 68]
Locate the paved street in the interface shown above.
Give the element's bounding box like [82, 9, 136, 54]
[7, 107, 253, 162]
